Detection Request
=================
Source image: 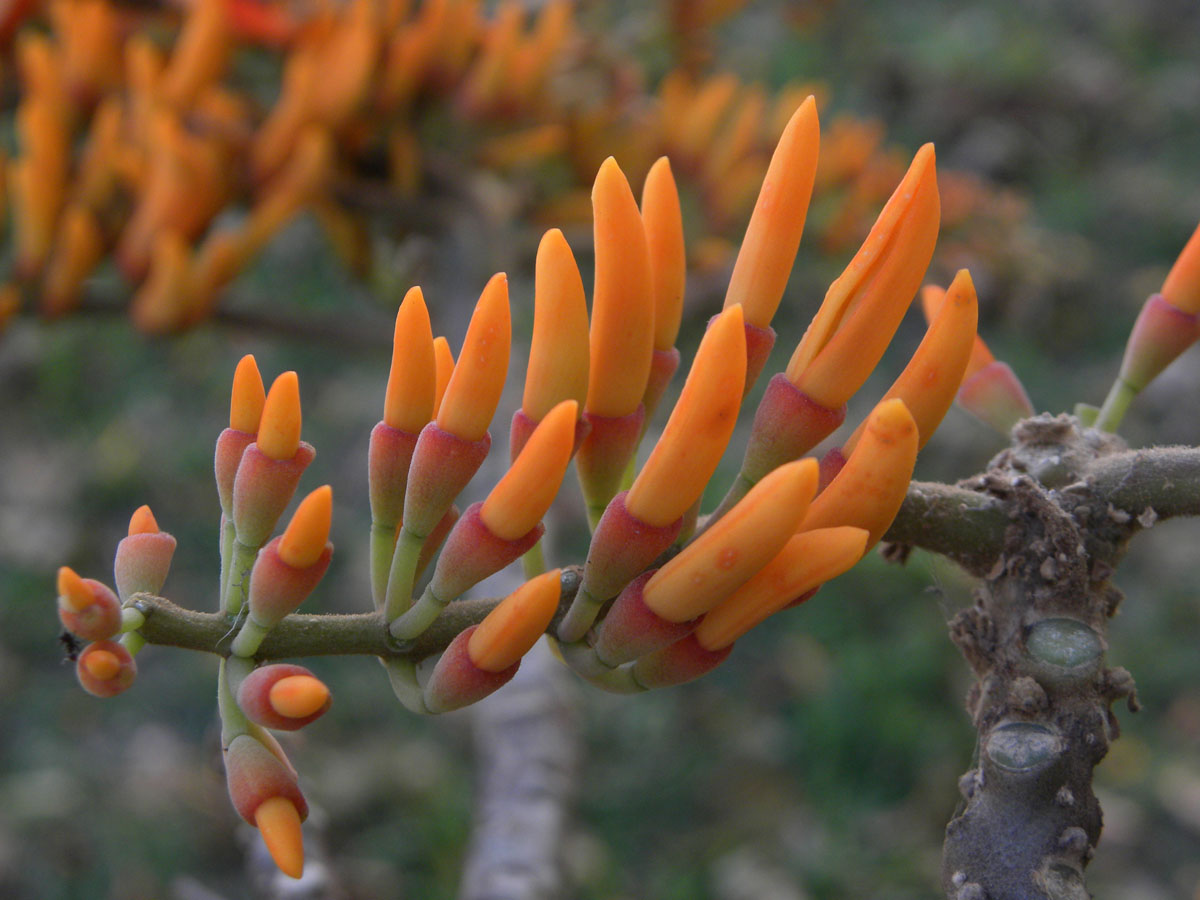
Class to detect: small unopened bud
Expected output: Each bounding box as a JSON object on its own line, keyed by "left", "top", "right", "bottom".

{"left": 76, "top": 640, "right": 137, "bottom": 696}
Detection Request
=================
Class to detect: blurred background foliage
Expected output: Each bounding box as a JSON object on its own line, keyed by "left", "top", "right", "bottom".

{"left": 2, "top": 0, "right": 1200, "bottom": 897}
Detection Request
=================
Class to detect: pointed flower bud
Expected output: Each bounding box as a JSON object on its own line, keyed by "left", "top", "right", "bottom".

{"left": 422, "top": 626, "right": 519, "bottom": 714}
{"left": 787, "top": 143, "right": 940, "bottom": 409}
{"left": 643, "top": 458, "right": 819, "bottom": 624}
{"left": 58, "top": 566, "right": 122, "bottom": 641}
{"left": 384, "top": 286, "right": 437, "bottom": 433}
{"left": 642, "top": 158, "right": 687, "bottom": 353}
{"left": 585, "top": 157, "right": 654, "bottom": 419}
{"left": 224, "top": 734, "right": 307, "bottom": 874}
{"left": 76, "top": 639, "right": 137, "bottom": 696}
{"left": 1161, "top": 218, "right": 1200, "bottom": 315}
{"left": 436, "top": 273, "right": 511, "bottom": 442}
{"left": 693, "top": 525, "right": 869, "bottom": 651}
{"left": 799, "top": 399, "right": 918, "bottom": 546}
{"left": 432, "top": 336, "right": 455, "bottom": 415}
{"left": 278, "top": 486, "right": 333, "bottom": 568}
{"left": 114, "top": 505, "right": 177, "bottom": 602}
{"left": 843, "top": 269, "right": 979, "bottom": 454}
{"left": 723, "top": 96, "right": 820, "bottom": 332}
{"left": 258, "top": 372, "right": 302, "bottom": 462}
{"left": 468, "top": 569, "right": 562, "bottom": 672}
{"left": 626, "top": 305, "right": 747, "bottom": 528}
{"left": 521, "top": 229, "right": 589, "bottom": 426}
{"left": 482, "top": 400, "right": 577, "bottom": 541}
{"left": 237, "top": 663, "right": 331, "bottom": 731}
{"left": 255, "top": 796, "right": 305, "bottom": 880}
{"left": 216, "top": 355, "right": 266, "bottom": 516}
{"left": 919, "top": 283, "right": 1033, "bottom": 433}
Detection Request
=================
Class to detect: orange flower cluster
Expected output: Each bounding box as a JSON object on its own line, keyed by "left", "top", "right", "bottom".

{"left": 0, "top": 0, "right": 1027, "bottom": 338}
{"left": 56, "top": 88, "right": 1003, "bottom": 878}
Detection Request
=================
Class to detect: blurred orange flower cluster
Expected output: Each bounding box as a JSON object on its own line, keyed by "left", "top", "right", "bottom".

{"left": 0, "top": 0, "right": 1026, "bottom": 335}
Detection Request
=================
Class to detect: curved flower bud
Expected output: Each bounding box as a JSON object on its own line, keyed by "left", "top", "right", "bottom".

{"left": 114, "top": 504, "right": 177, "bottom": 602}
{"left": 643, "top": 458, "right": 819, "bottom": 623}
{"left": 484, "top": 400, "right": 578, "bottom": 541}
{"left": 642, "top": 157, "right": 686, "bottom": 354}
{"left": 432, "top": 336, "right": 455, "bottom": 416}
{"left": 1161, "top": 218, "right": 1200, "bottom": 315}
{"left": 520, "top": 229, "right": 589, "bottom": 430}
{"left": 585, "top": 157, "right": 654, "bottom": 419}
{"left": 236, "top": 663, "right": 331, "bottom": 731}
{"left": 436, "top": 272, "right": 511, "bottom": 443}
{"left": 422, "top": 626, "right": 518, "bottom": 714}
{"left": 843, "top": 269, "right": 979, "bottom": 455}
{"left": 468, "top": 569, "right": 562, "bottom": 672}
{"left": 694, "top": 525, "right": 869, "bottom": 651}
{"left": 58, "top": 566, "right": 121, "bottom": 642}
{"left": 626, "top": 305, "right": 746, "bottom": 528}
{"left": 722, "top": 95, "right": 820, "bottom": 387}
{"left": 920, "top": 283, "right": 1033, "bottom": 433}
{"left": 799, "top": 399, "right": 918, "bottom": 546}
{"left": 76, "top": 639, "right": 137, "bottom": 697}
{"left": 787, "top": 143, "right": 940, "bottom": 409}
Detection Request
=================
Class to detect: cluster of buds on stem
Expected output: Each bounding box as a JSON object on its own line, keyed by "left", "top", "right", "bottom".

{"left": 59, "top": 95, "right": 1009, "bottom": 878}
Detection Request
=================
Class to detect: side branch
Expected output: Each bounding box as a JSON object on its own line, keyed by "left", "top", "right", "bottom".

{"left": 131, "top": 568, "right": 582, "bottom": 661}
{"left": 884, "top": 480, "right": 1008, "bottom": 574}
{"left": 1088, "top": 445, "right": 1200, "bottom": 521}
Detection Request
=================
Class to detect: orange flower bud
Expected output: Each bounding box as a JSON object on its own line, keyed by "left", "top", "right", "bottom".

{"left": 255, "top": 796, "right": 305, "bottom": 879}
{"left": 269, "top": 675, "right": 330, "bottom": 720}
{"left": 799, "top": 398, "right": 918, "bottom": 546}
{"left": 843, "top": 269, "right": 978, "bottom": 454}
{"left": 230, "top": 354, "right": 266, "bottom": 434}
{"left": 642, "top": 458, "right": 819, "bottom": 623}
{"left": 128, "top": 505, "right": 159, "bottom": 536}
{"left": 787, "top": 144, "right": 940, "bottom": 408}
{"left": 587, "top": 157, "right": 654, "bottom": 418}
{"left": 920, "top": 283, "right": 994, "bottom": 380}
{"left": 436, "top": 273, "right": 511, "bottom": 442}
{"left": 76, "top": 639, "right": 137, "bottom": 696}
{"left": 1161, "top": 219, "right": 1200, "bottom": 315}
{"left": 626, "top": 305, "right": 747, "bottom": 527}
{"left": 694, "top": 525, "right": 868, "bottom": 650}
{"left": 278, "top": 486, "right": 332, "bottom": 569}
{"left": 384, "top": 286, "right": 437, "bottom": 433}
{"left": 523, "top": 229, "right": 589, "bottom": 422}
{"left": 432, "top": 336, "right": 455, "bottom": 416}
{"left": 642, "top": 157, "right": 686, "bottom": 352}
{"left": 467, "top": 569, "right": 562, "bottom": 672}
{"left": 481, "top": 399, "right": 577, "bottom": 540}
{"left": 258, "top": 372, "right": 302, "bottom": 461}
{"left": 722, "top": 95, "right": 820, "bottom": 330}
